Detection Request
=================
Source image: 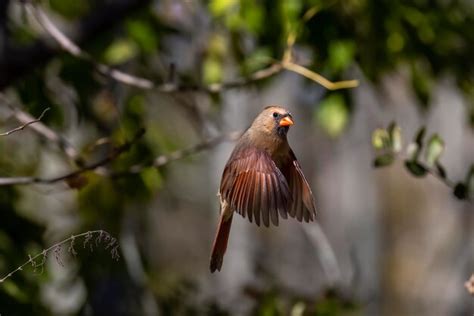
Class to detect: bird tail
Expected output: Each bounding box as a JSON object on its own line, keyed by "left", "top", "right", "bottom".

{"left": 210, "top": 213, "right": 233, "bottom": 273}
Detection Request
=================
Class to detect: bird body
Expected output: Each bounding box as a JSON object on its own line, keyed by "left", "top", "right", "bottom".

{"left": 210, "top": 106, "right": 316, "bottom": 272}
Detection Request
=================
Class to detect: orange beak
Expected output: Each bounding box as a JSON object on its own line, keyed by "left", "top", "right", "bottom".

{"left": 279, "top": 116, "right": 294, "bottom": 127}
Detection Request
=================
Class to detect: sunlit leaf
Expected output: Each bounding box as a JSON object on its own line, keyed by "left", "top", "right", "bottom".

{"left": 141, "top": 168, "right": 163, "bottom": 192}
{"left": 290, "top": 302, "right": 306, "bottom": 316}
{"left": 104, "top": 39, "right": 138, "bottom": 65}
{"left": 407, "top": 143, "right": 420, "bottom": 160}
{"left": 405, "top": 160, "right": 427, "bottom": 177}
{"left": 407, "top": 126, "right": 426, "bottom": 160}
{"left": 241, "top": 0, "right": 264, "bottom": 34}
{"left": 388, "top": 122, "right": 403, "bottom": 152}
{"left": 315, "top": 94, "right": 348, "bottom": 137}
{"left": 328, "top": 40, "right": 356, "bottom": 72}
{"left": 209, "top": 0, "right": 238, "bottom": 16}
{"left": 372, "top": 128, "right": 390, "bottom": 150}
{"left": 203, "top": 57, "right": 222, "bottom": 84}
{"left": 425, "top": 134, "right": 444, "bottom": 166}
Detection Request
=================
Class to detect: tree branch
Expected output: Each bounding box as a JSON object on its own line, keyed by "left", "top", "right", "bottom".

{"left": 23, "top": 1, "right": 284, "bottom": 94}
{"left": 9, "top": 0, "right": 358, "bottom": 94}
{"left": 24, "top": 1, "right": 154, "bottom": 89}
{"left": 0, "top": 94, "right": 84, "bottom": 165}
{"left": 113, "top": 131, "right": 242, "bottom": 177}
{"left": 0, "top": 107, "right": 49, "bottom": 136}
{"left": 0, "top": 128, "right": 145, "bottom": 186}
{"left": 0, "top": 0, "right": 151, "bottom": 89}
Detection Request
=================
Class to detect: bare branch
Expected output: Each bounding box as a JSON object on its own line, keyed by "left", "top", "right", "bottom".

{"left": 0, "top": 230, "right": 119, "bottom": 283}
{"left": 20, "top": 0, "right": 359, "bottom": 95}
{"left": 114, "top": 131, "right": 242, "bottom": 176}
{"left": 0, "top": 94, "right": 84, "bottom": 165}
{"left": 25, "top": 1, "right": 154, "bottom": 89}
{"left": 1, "top": 0, "right": 152, "bottom": 89}
{"left": 282, "top": 61, "right": 359, "bottom": 90}
{"left": 23, "top": 1, "right": 286, "bottom": 93}
{"left": 0, "top": 128, "right": 145, "bottom": 186}
{"left": 0, "top": 107, "right": 49, "bottom": 136}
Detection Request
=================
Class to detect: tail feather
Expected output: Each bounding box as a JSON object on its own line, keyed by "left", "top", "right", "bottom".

{"left": 210, "top": 213, "right": 233, "bottom": 273}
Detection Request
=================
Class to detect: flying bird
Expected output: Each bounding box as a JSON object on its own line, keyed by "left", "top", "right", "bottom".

{"left": 210, "top": 105, "right": 316, "bottom": 272}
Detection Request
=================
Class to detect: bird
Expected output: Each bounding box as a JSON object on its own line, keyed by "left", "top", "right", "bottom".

{"left": 210, "top": 105, "right": 316, "bottom": 273}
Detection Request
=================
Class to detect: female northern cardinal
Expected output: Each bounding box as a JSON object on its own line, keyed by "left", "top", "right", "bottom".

{"left": 210, "top": 106, "right": 316, "bottom": 272}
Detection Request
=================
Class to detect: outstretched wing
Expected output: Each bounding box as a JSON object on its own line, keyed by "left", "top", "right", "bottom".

{"left": 220, "top": 147, "right": 292, "bottom": 227}
{"left": 282, "top": 150, "right": 317, "bottom": 222}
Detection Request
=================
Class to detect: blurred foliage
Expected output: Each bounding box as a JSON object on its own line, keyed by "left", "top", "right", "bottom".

{"left": 314, "top": 93, "right": 348, "bottom": 137}
{"left": 1, "top": 0, "right": 473, "bottom": 314}
{"left": 372, "top": 123, "right": 473, "bottom": 201}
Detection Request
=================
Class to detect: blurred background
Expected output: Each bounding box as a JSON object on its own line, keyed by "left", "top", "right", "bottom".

{"left": 0, "top": 0, "right": 473, "bottom": 315}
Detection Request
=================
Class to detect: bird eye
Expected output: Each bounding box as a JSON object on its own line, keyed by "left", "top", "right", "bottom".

{"left": 272, "top": 112, "right": 279, "bottom": 118}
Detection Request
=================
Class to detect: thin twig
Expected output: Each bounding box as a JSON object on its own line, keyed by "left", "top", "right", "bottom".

{"left": 0, "top": 230, "right": 119, "bottom": 283}
{"left": 114, "top": 131, "right": 242, "bottom": 176}
{"left": 26, "top": 0, "right": 284, "bottom": 93}
{"left": 0, "top": 94, "right": 84, "bottom": 166}
{"left": 0, "top": 128, "right": 145, "bottom": 186}
{"left": 0, "top": 107, "right": 49, "bottom": 136}
{"left": 24, "top": 0, "right": 357, "bottom": 94}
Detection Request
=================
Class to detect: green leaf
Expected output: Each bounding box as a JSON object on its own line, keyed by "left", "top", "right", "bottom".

{"left": 373, "top": 153, "right": 395, "bottom": 167}
{"left": 407, "top": 126, "right": 426, "bottom": 161}
{"left": 141, "top": 168, "right": 163, "bottom": 192}
{"left": 388, "top": 122, "right": 402, "bottom": 152}
{"left": 104, "top": 39, "right": 138, "bottom": 65}
{"left": 209, "top": 0, "right": 239, "bottom": 16}
{"left": 49, "top": 0, "right": 89, "bottom": 19}
{"left": 328, "top": 40, "right": 356, "bottom": 72}
{"left": 2, "top": 280, "right": 28, "bottom": 302}
{"left": 406, "top": 142, "right": 419, "bottom": 161}
{"left": 372, "top": 128, "right": 390, "bottom": 150}
{"left": 202, "top": 56, "right": 222, "bottom": 84}
{"left": 126, "top": 20, "right": 158, "bottom": 54}
{"left": 425, "top": 134, "right": 444, "bottom": 166}
{"left": 315, "top": 94, "right": 349, "bottom": 137}
{"left": 453, "top": 182, "right": 468, "bottom": 200}
{"left": 404, "top": 160, "right": 427, "bottom": 177}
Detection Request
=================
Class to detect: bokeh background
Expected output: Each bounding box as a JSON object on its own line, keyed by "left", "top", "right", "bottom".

{"left": 0, "top": 0, "right": 473, "bottom": 315}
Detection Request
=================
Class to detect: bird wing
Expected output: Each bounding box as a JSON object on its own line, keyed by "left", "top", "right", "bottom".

{"left": 282, "top": 150, "right": 317, "bottom": 222}
{"left": 220, "top": 148, "right": 292, "bottom": 227}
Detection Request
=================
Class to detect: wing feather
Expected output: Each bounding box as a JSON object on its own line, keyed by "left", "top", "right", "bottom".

{"left": 282, "top": 150, "right": 316, "bottom": 222}
{"left": 219, "top": 147, "right": 291, "bottom": 227}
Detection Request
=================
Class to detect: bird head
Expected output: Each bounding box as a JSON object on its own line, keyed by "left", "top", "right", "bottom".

{"left": 251, "top": 105, "right": 294, "bottom": 138}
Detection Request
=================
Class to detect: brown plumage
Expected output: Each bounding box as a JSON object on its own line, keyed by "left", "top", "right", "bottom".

{"left": 210, "top": 106, "right": 316, "bottom": 272}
